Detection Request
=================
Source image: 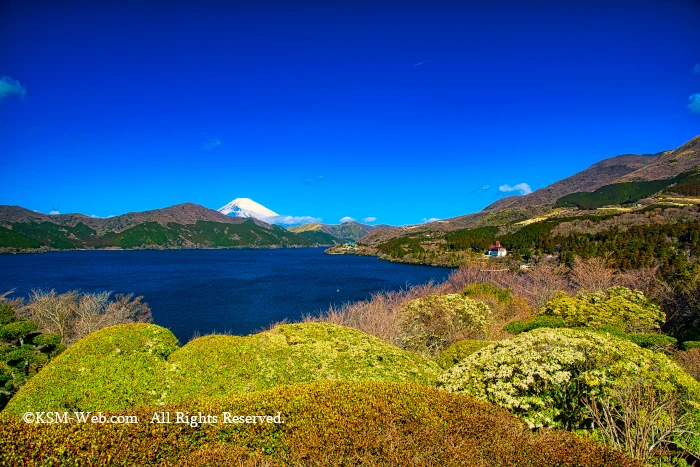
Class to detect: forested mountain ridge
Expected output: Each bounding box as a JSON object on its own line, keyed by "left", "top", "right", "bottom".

{"left": 0, "top": 204, "right": 343, "bottom": 252}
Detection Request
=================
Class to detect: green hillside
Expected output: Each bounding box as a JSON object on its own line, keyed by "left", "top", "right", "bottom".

{"left": 295, "top": 230, "right": 341, "bottom": 244}
{"left": 290, "top": 221, "right": 375, "bottom": 242}
{"left": 555, "top": 169, "right": 700, "bottom": 210}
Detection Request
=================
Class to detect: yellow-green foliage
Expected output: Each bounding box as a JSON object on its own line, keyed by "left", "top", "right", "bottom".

{"left": 3, "top": 322, "right": 439, "bottom": 415}
{"left": 3, "top": 323, "right": 179, "bottom": 415}
{"left": 435, "top": 339, "right": 495, "bottom": 370}
{"left": 438, "top": 328, "right": 700, "bottom": 431}
{"left": 399, "top": 293, "right": 490, "bottom": 356}
{"left": 169, "top": 322, "right": 438, "bottom": 398}
{"left": 0, "top": 381, "right": 640, "bottom": 467}
{"left": 539, "top": 286, "right": 664, "bottom": 333}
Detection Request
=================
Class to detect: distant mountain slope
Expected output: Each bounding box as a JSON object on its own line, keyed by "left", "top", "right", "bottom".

{"left": 0, "top": 203, "right": 268, "bottom": 236}
{"left": 0, "top": 204, "right": 334, "bottom": 252}
{"left": 485, "top": 153, "right": 660, "bottom": 211}
{"left": 288, "top": 221, "right": 376, "bottom": 242}
{"left": 619, "top": 135, "right": 700, "bottom": 182}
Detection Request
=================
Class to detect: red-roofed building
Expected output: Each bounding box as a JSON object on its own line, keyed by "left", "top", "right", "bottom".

{"left": 487, "top": 241, "right": 507, "bottom": 257}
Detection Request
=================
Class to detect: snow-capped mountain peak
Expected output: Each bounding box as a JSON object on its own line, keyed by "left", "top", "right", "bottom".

{"left": 218, "top": 198, "right": 279, "bottom": 220}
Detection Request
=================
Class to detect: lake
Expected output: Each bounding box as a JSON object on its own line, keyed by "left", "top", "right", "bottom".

{"left": 0, "top": 248, "right": 452, "bottom": 342}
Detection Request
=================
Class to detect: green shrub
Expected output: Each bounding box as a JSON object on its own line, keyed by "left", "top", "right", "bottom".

{"left": 0, "top": 313, "right": 65, "bottom": 410}
{"left": 626, "top": 333, "right": 677, "bottom": 350}
{"left": 588, "top": 325, "right": 677, "bottom": 351}
{"left": 0, "top": 320, "right": 38, "bottom": 343}
{"left": 504, "top": 315, "right": 566, "bottom": 334}
{"left": 435, "top": 339, "right": 495, "bottom": 369}
{"left": 399, "top": 293, "right": 490, "bottom": 356}
{"left": 30, "top": 333, "right": 62, "bottom": 346}
{"left": 539, "top": 286, "right": 664, "bottom": 333}
{"left": 437, "top": 328, "right": 700, "bottom": 431}
{"left": 683, "top": 341, "right": 700, "bottom": 351}
{"left": 0, "top": 381, "right": 640, "bottom": 467}
{"left": 0, "top": 303, "right": 14, "bottom": 326}
{"left": 3, "top": 322, "right": 439, "bottom": 415}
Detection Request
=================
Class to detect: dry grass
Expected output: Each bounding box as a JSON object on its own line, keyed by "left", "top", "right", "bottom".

{"left": 676, "top": 349, "right": 700, "bottom": 381}
{"left": 307, "top": 283, "right": 439, "bottom": 346}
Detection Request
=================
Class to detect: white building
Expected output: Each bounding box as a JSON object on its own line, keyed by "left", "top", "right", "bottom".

{"left": 487, "top": 241, "right": 507, "bottom": 257}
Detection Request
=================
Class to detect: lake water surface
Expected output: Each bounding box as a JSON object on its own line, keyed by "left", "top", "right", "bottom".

{"left": 0, "top": 248, "right": 452, "bottom": 342}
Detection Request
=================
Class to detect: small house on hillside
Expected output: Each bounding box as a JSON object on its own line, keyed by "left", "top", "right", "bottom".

{"left": 487, "top": 241, "right": 507, "bottom": 257}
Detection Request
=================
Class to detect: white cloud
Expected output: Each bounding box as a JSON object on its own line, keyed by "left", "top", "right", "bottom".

{"left": 0, "top": 76, "right": 26, "bottom": 102}
{"left": 362, "top": 217, "right": 377, "bottom": 223}
{"left": 688, "top": 94, "right": 700, "bottom": 114}
{"left": 203, "top": 138, "right": 222, "bottom": 150}
{"left": 48, "top": 210, "right": 60, "bottom": 215}
{"left": 499, "top": 183, "right": 532, "bottom": 195}
{"left": 263, "top": 215, "right": 322, "bottom": 225}
{"left": 421, "top": 217, "right": 440, "bottom": 224}
{"left": 339, "top": 216, "right": 355, "bottom": 223}
{"left": 694, "top": 64, "right": 700, "bottom": 74}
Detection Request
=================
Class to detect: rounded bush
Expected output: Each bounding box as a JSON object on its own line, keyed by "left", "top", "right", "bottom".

{"left": 438, "top": 328, "right": 700, "bottom": 430}
{"left": 683, "top": 341, "right": 700, "bottom": 351}
{"left": 399, "top": 293, "right": 490, "bottom": 355}
{"left": 30, "top": 333, "right": 61, "bottom": 347}
{"left": 3, "top": 323, "right": 180, "bottom": 415}
{"left": 539, "top": 286, "right": 664, "bottom": 333}
{"left": 0, "top": 320, "right": 38, "bottom": 341}
{"left": 504, "top": 315, "right": 566, "bottom": 334}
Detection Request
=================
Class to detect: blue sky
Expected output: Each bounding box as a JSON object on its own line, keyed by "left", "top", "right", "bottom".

{"left": 1, "top": 0, "right": 699, "bottom": 226}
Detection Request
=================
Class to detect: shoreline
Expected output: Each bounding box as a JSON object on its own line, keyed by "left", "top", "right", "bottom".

{"left": 0, "top": 244, "right": 337, "bottom": 255}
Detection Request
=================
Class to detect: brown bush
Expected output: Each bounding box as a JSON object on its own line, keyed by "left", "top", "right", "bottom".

{"left": 0, "top": 381, "right": 640, "bottom": 467}
{"left": 461, "top": 283, "right": 534, "bottom": 339}
{"left": 615, "top": 266, "right": 662, "bottom": 297}
{"left": 570, "top": 257, "right": 616, "bottom": 292}
{"left": 18, "top": 289, "right": 152, "bottom": 344}
{"left": 677, "top": 349, "right": 700, "bottom": 380}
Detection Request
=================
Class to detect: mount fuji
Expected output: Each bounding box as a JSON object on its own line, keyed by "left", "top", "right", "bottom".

{"left": 218, "top": 198, "right": 279, "bottom": 220}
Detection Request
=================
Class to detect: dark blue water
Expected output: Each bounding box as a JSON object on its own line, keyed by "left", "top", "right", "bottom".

{"left": 0, "top": 248, "right": 451, "bottom": 342}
